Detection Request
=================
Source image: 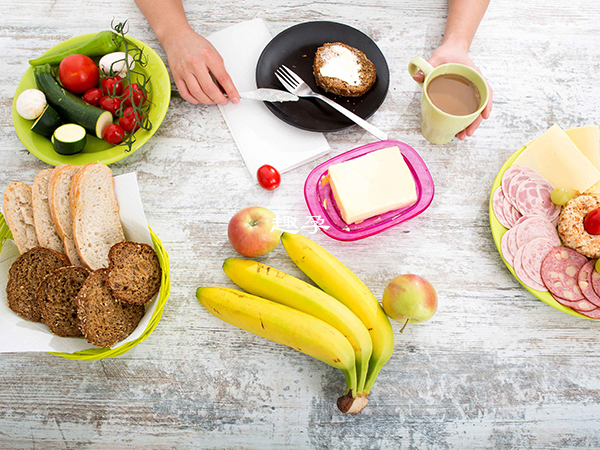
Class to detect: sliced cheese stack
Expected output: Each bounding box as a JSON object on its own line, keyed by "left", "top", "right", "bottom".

{"left": 328, "top": 146, "right": 417, "bottom": 225}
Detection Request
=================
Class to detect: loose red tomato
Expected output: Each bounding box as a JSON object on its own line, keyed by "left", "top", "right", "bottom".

{"left": 585, "top": 209, "right": 600, "bottom": 235}
{"left": 118, "top": 106, "right": 143, "bottom": 133}
{"left": 102, "top": 124, "right": 125, "bottom": 145}
{"left": 82, "top": 88, "right": 103, "bottom": 106}
{"left": 58, "top": 54, "right": 99, "bottom": 94}
{"left": 99, "top": 96, "right": 122, "bottom": 116}
{"left": 257, "top": 165, "right": 281, "bottom": 190}
{"left": 122, "top": 83, "right": 147, "bottom": 107}
{"left": 101, "top": 76, "right": 124, "bottom": 97}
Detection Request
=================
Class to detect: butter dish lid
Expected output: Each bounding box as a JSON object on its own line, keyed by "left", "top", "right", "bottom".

{"left": 303, "top": 140, "right": 435, "bottom": 241}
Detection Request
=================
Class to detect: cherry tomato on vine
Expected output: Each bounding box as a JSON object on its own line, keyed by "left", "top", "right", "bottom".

{"left": 82, "top": 88, "right": 103, "bottom": 106}
{"left": 101, "top": 76, "right": 124, "bottom": 97}
{"left": 102, "top": 124, "right": 125, "bottom": 145}
{"left": 99, "top": 96, "right": 122, "bottom": 116}
{"left": 257, "top": 165, "right": 281, "bottom": 190}
{"left": 119, "top": 106, "right": 143, "bottom": 133}
{"left": 58, "top": 54, "right": 99, "bottom": 94}
{"left": 122, "top": 83, "right": 147, "bottom": 107}
{"left": 585, "top": 209, "right": 600, "bottom": 235}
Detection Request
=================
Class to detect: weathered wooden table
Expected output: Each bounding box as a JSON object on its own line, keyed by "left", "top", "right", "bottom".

{"left": 2, "top": 0, "right": 600, "bottom": 448}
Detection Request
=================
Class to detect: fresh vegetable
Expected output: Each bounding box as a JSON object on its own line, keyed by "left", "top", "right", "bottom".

{"left": 34, "top": 64, "right": 113, "bottom": 139}
{"left": 29, "top": 30, "right": 123, "bottom": 66}
{"left": 31, "top": 104, "right": 62, "bottom": 137}
{"left": 16, "top": 89, "right": 47, "bottom": 120}
{"left": 51, "top": 123, "right": 87, "bottom": 155}
{"left": 58, "top": 54, "right": 99, "bottom": 94}
{"left": 122, "top": 83, "right": 146, "bottom": 107}
{"left": 257, "top": 165, "right": 281, "bottom": 190}
{"left": 102, "top": 123, "right": 125, "bottom": 144}
{"left": 101, "top": 76, "right": 124, "bottom": 97}
{"left": 551, "top": 187, "right": 576, "bottom": 206}
{"left": 82, "top": 88, "right": 103, "bottom": 106}
{"left": 119, "top": 106, "right": 143, "bottom": 132}
{"left": 584, "top": 209, "right": 600, "bottom": 235}
{"left": 99, "top": 52, "right": 135, "bottom": 78}
{"left": 99, "top": 96, "right": 122, "bottom": 116}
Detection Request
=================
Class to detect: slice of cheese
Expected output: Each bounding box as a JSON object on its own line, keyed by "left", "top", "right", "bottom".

{"left": 328, "top": 146, "right": 417, "bottom": 224}
{"left": 513, "top": 124, "right": 600, "bottom": 193}
{"left": 565, "top": 125, "right": 600, "bottom": 171}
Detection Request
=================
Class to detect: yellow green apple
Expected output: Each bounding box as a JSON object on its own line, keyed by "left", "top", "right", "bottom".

{"left": 382, "top": 274, "right": 437, "bottom": 331}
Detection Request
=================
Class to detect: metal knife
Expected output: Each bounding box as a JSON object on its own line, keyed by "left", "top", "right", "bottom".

{"left": 171, "top": 88, "right": 298, "bottom": 102}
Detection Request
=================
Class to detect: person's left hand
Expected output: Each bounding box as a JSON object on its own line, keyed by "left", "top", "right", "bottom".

{"left": 412, "top": 43, "right": 493, "bottom": 140}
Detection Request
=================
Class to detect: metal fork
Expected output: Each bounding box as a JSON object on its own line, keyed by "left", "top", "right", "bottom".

{"left": 275, "top": 65, "right": 388, "bottom": 141}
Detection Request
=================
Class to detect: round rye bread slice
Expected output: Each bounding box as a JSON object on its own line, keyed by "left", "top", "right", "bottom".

{"left": 105, "top": 242, "right": 162, "bottom": 305}
{"left": 6, "top": 247, "right": 70, "bottom": 322}
{"left": 77, "top": 269, "right": 145, "bottom": 348}
{"left": 37, "top": 266, "right": 90, "bottom": 337}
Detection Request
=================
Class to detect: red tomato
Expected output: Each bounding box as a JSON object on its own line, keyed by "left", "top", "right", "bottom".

{"left": 102, "top": 124, "right": 125, "bottom": 145}
{"left": 101, "top": 76, "right": 124, "bottom": 97}
{"left": 257, "top": 165, "right": 281, "bottom": 190}
{"left": 122, "top": 83, "right": 147, "bottom": 107}
{"left": 585, "top": 209, "right": 600, "bottom": 235}
{"left": 82, "top": 88, "right": 103, "bottom": 106}
{"left": 99, "top": 96, "right": 122, "bottom": 116}
{"left": 58, "top": 54, "right": 99, "bottom": 94}
{"left": 118, "top": 107, "right": 143, "bottom": 133}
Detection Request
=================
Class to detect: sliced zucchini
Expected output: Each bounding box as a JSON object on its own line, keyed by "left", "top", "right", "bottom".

{"left": 31, "top": 104, "right": 62, "bottom": 137}
{"left": 52, "top": 124, "right": 87, "bottom": 155}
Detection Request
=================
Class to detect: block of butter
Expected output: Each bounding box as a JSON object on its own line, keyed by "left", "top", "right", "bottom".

{"left": 328, "top": 146, "right": 418, "bottom": 224}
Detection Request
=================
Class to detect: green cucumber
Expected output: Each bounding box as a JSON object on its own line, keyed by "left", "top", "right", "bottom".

{"left": 33, "top": 64, "right": 113, "bottom": 139}
{"left": 31, "top": 104, "right": 62, "bottom": 137}
{"left": 52, "top": 124, "right": 87, "bottom": 155}
{"left": 29, "top": 30, "right": 123, "bottom": 66}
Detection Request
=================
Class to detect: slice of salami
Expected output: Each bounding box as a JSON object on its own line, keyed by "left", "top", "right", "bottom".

{"left": 541, "top": 247, "right": 588, "bottom": 301}
{"left": 513, "top": 246, "right": 548, "bottom": 291}
{"left": 551, "top": 294, "right": 598, "bottom": 312}
{"left": 507, "top": 224, "right": 519, "bottom": 256}
{"left": 514, "top": 214, "right": 540, "bottom": 227}
{"left": 520, "top": 238, "right": 556, "bottom": 285}
{"left": 501, "top": 229, "right": 515, "bottom": 267}
{"left": 492, "top": 186, "right": 511, "bottom": 229}
{"left": 502, "top": 166, "right": 539, "bottom": 208}
{"left": 577, "top": 307, "right": 600, "bottom": 319}
{"left": 515, "top": 216, "right": 561, "bottom": 249}
{"left": 514, "top": 178, "right": 561, "bottom": 221}
{"left": 506, "top": 171, "right": 546, "bottom": 209}
{"left": 577, "top": 260, "right": 600, "bottom": 308}
{"left": 502, "top": 195, "right": 522, "bottom": 228}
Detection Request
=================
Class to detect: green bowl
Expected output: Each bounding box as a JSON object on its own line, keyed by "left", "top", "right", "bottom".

{"left": 489, "top": 146, "right": 593, "bottom": 320}
{"left": 12, "top": 33, "right": 171, "bottom": 166}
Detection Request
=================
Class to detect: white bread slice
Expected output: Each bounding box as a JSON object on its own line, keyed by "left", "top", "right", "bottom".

{"left": 3, "top": 182, "right": 39, "bottom": 254}
{"left": 32, "top": 168, "right": 64, "bottom": 253}
{"left": 48, "top": 164, "right": 84, "bottom": 267}
{"left": 71, "top": 163, "right": 125, "bottom": 270}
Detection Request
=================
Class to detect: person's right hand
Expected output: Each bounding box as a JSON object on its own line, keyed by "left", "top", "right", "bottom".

{"left": 162, "top": 28, "right": 239, "bottom": 105}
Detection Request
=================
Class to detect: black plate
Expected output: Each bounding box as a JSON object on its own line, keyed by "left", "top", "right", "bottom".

{"left": 256, "top": 21, "right": 390, "bottom": 132}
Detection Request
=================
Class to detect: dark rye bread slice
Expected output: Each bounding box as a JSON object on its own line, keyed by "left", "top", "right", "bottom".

{"left": 37, "top": 266, "right": 90, "bottom": 337}
{"left": 77, "top": 269, "right": 145, "bottom": 348}
{"left": 6, "top": 247, "right": 70, "bottom": 322}
{"left": 105, "top": 241, "right": 162, "bottom": 305}
{"left": 313, "top": 42, "right": 376, "bottom": 97}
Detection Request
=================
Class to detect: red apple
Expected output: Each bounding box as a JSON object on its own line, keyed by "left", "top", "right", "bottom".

{"left": 227, "top": 206, "right": 281, "bottom": 257}
{"left": 382, "top": 274, "right": 437, "bottom": 331}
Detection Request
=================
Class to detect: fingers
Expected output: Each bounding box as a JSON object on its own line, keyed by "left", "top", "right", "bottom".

{"left": 211, "top": 65, "right": 240, "bottom": 104}
{"left": 482, "top": 83, "right": 493, "bottom": 119}
{"left": 412, "top": 70, "right": 425, "bottom": 83}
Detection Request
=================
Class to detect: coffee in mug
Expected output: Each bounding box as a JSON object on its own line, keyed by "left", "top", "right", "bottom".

{"left": 426, "top": 74, "right": 481, "bottom": 116}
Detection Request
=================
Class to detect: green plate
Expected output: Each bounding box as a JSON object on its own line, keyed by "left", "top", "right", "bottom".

{"left": 489, "top": 146, "right": 593, "bottom": 320}
{"left": 12, "top": 33, "right": 171, "bottom": 166}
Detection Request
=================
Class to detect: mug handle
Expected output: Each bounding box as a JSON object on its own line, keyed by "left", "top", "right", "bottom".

{"left": 408, "top": 57, "right": 435, "bottom": 87}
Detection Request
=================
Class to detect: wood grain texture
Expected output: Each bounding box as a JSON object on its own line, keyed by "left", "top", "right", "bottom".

{"left": 2, "top": 0, "right": 600, "bottom": 448}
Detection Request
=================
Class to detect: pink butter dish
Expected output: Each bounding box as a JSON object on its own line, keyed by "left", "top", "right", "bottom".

{"left": 303, "top": 140, "right": 435, "bottom": 241}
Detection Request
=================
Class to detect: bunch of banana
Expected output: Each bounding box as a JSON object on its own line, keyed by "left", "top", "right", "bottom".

{"left": 196, "top": 232, "right": 395, "bottom": 415}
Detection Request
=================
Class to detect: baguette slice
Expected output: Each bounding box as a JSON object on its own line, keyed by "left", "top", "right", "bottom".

{"left": 3, "top": 182, "right": 39, "bottom": 254}
{"left": 71, "top": 163, "right": 125, "bottom": 270}
{"left": 48, "top": 164, "right": 84, "bottom": 267}
{"left": 32, "top": 169, "right": 64, "bottom": 253}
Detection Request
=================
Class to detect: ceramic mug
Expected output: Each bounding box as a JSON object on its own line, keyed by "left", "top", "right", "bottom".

{"left": 408, "top": 57, "right": 489, "bottom": 145}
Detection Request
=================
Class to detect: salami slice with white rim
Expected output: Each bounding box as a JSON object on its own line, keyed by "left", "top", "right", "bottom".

{"left": 577, "top": 307, "right": 600, "bottom": 319}
{"left": 506, "top": 171, "right": 546, "bottom": 208}
{"left": 501, "top": 229, "right": 515, "bottom": 267}
{"left": 577, "top": 260, "right": 600, "bottom": 308}
{"left": 515, "top": 216, "right": 561, "bottom": 249}
{"left": 591, "top": 264, "right": 600, "bottom": 298}
{"left": 551, "top": 294, "right": 598, "bottom": 312}
{"left": 502, "top": 165, "right": 538, "bottom": 207}
{"left": 541, "top": 247, "right": 588, "bottom": 301}
{"left": 514, "top": 246, "right": 547, "bottom": 291}
{"left": 492, "top": 186, "right": 511, "bottom": 229}
{"left": 502, "top": 195, "right": 522, "bottom": 228}
{"left": 514, "top": 178, "right": 561, "bottom": 221}
{"left": 507, "top": 225, "right": 519, "bottom": 257}
{"left": 520, "top": 238, "right": 556, "bottom": 285}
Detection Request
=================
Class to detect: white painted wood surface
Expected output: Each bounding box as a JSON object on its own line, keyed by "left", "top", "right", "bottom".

{"left": 2, "top": 0, "right": 600, "bottom": 448}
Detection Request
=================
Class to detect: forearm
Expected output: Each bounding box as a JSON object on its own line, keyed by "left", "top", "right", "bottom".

{"left": 442, "top": 0, "right": 490, "bottom": 52}
{"left": 134, "top": 0, "right": 194, "bottom": 49}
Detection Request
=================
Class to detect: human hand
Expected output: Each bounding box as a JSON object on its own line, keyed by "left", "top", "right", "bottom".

{"left": 162, "top": 28, "right": 239, "bottom": 105}
{"left": 412, "top": 43, "right": 493, "bottom": 140}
